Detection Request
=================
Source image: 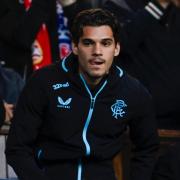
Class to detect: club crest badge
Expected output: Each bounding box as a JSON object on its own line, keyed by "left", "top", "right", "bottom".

{"left": 111, "top": 100, "right": 127, "bottom": 119}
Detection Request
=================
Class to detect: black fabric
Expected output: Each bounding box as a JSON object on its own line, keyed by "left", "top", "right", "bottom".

{"left": 0, "top": 0, "right": 58, "bottom": 77}
{"left": 103, "top": 0, "right": 180, "bottom": 129}
{"left": 6, "top": 53, "right": 159, "bottom": 180}
{"left": 153, "top": 143, "right": 180, "bottom": 180}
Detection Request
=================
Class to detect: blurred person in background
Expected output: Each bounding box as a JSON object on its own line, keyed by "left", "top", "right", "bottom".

{"left": 0, "top": 0, "right": 91, "bottom": 79}
{"left": 103, "top": 0, "right": 180, "bottom": 129}
{"left": 0, "top": 59, "right": 24, "bottom": 126}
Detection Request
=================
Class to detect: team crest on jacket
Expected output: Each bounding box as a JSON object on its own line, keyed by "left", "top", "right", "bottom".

{"left": 57, "top": 96, "right": 72, "bottom": 109}
{"left": 111, "top": 100, "right": 127, "bottom": 119}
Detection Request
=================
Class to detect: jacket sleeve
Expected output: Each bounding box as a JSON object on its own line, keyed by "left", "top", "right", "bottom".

{"left": 128, "top": 82, "right": 159, "bottom": 180}
{"left": 5, "top": 71, "right": 49, "bottom": 180}
{"left": 0, "top": 0, "right": 55, "bottom": 49}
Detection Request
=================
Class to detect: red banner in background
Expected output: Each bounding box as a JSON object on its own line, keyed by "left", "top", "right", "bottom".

{"left": 24, "top": 0, "right": 52, "bottom": 70}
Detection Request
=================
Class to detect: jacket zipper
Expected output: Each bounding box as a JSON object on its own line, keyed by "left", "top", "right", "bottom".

{"left": 78, "top": 74, "right": 107, "bottom": 180}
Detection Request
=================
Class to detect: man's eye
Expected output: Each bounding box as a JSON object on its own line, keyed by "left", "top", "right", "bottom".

{"left": 103, "top": 41, "right": 113, "bottom": 47}
{"left": 82, "top": 40, "right": 93, "bottom": 46}
{"left": 83, "top": 42, "right": 91, "bottom": 46}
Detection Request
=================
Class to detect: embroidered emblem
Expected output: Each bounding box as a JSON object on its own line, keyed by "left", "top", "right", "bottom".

{"left": 53, "top": 82, "right": 69, "bottom": 90}
{"left": 57, "top": 96, "right": 72, "bottom": 109}
{"left": 111, "top": 100, "right": 127, "bottom": 119}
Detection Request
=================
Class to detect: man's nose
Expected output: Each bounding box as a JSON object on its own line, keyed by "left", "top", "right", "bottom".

{"left": 93, "top": 43, "right": 102, "bottom": 56}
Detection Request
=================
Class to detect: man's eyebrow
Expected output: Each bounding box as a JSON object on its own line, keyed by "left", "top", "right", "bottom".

{"left": 81, "top": 38, "right": 114, "bottom": 42}
{"left": 81, "top": 39, "right": 95, "bottom": 44}
{"left": 81, "top": 38, "right": 94, "bottom": 42}
{"left": 101, "top": 38, "right": 114, "bottom": 42}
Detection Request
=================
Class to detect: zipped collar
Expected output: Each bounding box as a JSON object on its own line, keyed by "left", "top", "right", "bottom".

{"left": 60, "top": 53, "right": 124, "bottom": 94}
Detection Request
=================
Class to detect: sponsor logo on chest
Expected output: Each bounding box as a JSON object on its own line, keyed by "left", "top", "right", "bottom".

{"left": 57, "top": 96, "right": 72, "bottom": 109}
{"left": 52, "top": 82, "right": 69, "bottom": 90}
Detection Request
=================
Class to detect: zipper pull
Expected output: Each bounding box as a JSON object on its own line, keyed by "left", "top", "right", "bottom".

{"left": 91, "top": 98, "right": 95, "bottom": 109}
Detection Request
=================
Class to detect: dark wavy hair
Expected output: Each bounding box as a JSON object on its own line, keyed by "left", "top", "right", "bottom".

{"left": 71, "top": 8, "right": 120, "bottom": 45}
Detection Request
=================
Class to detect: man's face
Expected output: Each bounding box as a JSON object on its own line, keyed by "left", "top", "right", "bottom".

{"left": 72, "top": 25, "right": 120, "bottom": 85}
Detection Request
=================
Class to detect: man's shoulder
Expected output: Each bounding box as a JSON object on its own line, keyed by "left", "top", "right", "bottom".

{"left": 26, "top": 61, "right": 64, "bottom": 84}
{"left": 121, "top": 70, "right": 151, "bottom": 98}
{"left": 32, "top": 61, "right": 62, "bottom": 76}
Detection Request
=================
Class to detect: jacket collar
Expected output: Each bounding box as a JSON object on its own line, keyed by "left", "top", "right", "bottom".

{"left": 60, "top": 53, "right": 124, "bottom": 94}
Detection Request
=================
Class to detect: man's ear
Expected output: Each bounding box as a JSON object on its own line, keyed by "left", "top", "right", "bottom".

{"left": 72, "top": 42, "right": 78, "bottom": 55}
{"left": 114, "top": 43, "right": 120, "bottom": 57}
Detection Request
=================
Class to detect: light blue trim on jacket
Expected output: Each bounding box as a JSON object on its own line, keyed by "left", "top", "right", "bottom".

{"left": 116, "top": 66, "right": 123, "bottom": 77}
{"left": 77, "top": 160, "right": 82, "bottom": 180}
{"left": 80, "top": 74, "right": 107, "bottom": 156}
{"left": 37, "top": 149, "right": 42, "bottom": 159}
{"left": 62, "top": 57, "right": 68, "bottom": 72}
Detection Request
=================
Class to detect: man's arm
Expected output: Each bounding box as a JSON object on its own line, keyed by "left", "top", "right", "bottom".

{"left": 128, "top": 82, "right": 159, "bottom": 180}
{"left": 5, "top": 71, "right": 49, "bottom": 180}
{"left": 3, "top": 102, "right": 14, "bottom": 124}
{"left": 0, "top": 98, "right": 14, "bottom": 127}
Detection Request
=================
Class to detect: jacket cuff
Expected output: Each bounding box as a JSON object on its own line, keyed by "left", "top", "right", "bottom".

{"left": 145, "top": 0, "right": 167, "bottom": 20}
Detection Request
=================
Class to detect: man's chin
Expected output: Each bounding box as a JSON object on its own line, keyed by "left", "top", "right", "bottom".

{"left": 88, "top": 73, "right": 106, "bottom": 80}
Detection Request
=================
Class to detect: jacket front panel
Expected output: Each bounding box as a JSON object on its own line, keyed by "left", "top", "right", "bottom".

{"left": 37, "top": 57, "right": 135, "bottom": 161}
{"left": 6, "top": 54, "right": 158, "bottom": 180}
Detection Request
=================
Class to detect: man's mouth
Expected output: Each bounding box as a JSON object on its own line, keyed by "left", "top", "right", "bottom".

{"left": 89, "top": 59, "right": 105, "bottom": 66}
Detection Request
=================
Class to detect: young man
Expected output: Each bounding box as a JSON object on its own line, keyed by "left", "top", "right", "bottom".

{"left": 6, "top": 9, "right": 159, "bottom": 180}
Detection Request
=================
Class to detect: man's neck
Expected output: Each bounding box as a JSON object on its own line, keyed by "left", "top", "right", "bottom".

{"left": 87, "top": 79, "right": 101, "bottom": 90}
{"left": 79, "top": 72, "right": 104, "bottom": 89}
{"left": 84, "top": 76, "right": 103, "bottom": 90}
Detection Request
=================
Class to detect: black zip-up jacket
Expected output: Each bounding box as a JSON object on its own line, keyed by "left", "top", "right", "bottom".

{"left": 6, "top": 53, "right": 159, "bottom": 180}
{"left": 103, "top": 0, "right": 180, "bottom": 129}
